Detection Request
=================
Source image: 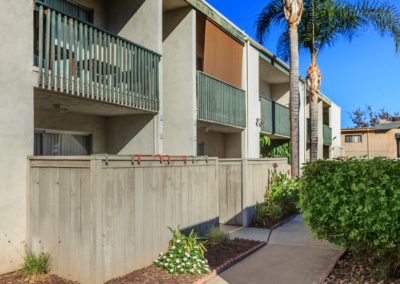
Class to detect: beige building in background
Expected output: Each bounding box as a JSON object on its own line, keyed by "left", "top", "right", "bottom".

{"left": 341, "top": 119, "right": 400, "bottom": 158}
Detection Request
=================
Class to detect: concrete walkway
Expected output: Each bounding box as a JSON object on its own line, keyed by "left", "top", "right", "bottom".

{"left": 208, "top": 215, "right": 343, "bottom": 284}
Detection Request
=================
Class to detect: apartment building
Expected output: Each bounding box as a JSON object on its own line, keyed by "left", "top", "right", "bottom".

{"left": 0, "top": 0, "right": 341, "bottom": 274}
{"left": 342, "top": 119, "right": 400, "bottom": 158}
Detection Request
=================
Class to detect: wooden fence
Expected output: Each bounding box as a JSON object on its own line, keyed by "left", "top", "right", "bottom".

{"left": 27, "top": 156, "right": 218, "bottom": 284}
{"left": 218, "top": 158, "right": 290, "bottom": 226}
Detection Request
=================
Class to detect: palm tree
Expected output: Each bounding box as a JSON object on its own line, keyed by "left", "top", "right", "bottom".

{"left": 258, "top": 0, "right": 304, "bottom": 178}
{"left": 256, "top": 0, "right": 400, "bottom": 162}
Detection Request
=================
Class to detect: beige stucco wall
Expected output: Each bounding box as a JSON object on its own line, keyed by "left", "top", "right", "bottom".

{"left": 162, "top": 8, "right": 197, "bottom": 155}
{"left": 225, "top": 133, "right": 242, "bottom": 158}
{"left": 106, "top": 114, "right": 155, "bottom": 154}
{"left": 342, "top": 129, "right": 400, "bottom": 158}
{"left": 0, "top": 0, "right": 34, "bottom": 274}
{"left": 271, "top": 84, "right": 290, "bottom": 107}
{"left": 197, "top": 129, "right": 225, "bottom": 157}
{"left": 35, "top": 110, "right": 107, "bottom": 153}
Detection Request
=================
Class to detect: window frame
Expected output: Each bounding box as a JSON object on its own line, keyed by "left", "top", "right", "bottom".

{"left": 345, "top": 134, "right": 363, "bottom": 143}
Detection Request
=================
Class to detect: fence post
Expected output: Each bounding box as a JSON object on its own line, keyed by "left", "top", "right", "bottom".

{"left": 241, "top": 159, "right": 251, "bottom": 227}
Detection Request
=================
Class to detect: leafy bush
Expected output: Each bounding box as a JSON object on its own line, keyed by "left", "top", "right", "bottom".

{"left": 260, "top": 136, "right": 291, "bottom": 164}
{"left": 299, "top": 158, "right": 400, "bottom": 277}
{"left": 253, "top": 170, "right": 299, "bottom": 227}
{"left": 206, "top": 227, "right": 229, "bottom": 247}
{"left": 20, "top": 249, "right": 51, "bottom": 276}
{"left": 154, "top": 227, "right": 209, "bottom": 275}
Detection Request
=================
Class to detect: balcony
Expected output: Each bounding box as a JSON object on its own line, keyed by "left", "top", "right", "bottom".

{"left": 197, "top": 71, "right": 246, "bottom": 128}
{"left": 323, "top": 125, "right": 332, "bottom": 145}
{"left": 306, "top": 119, "right": 332, "bottom": 146}
{"left": 260, "top": 96, "right": 290, "bottom": 138}
{"left": 35, "top": 1, "right": 161, "bottom": 112}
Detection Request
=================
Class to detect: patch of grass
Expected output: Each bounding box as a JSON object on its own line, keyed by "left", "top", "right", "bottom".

{"left": 206, "top": 227, "right": 229, "bottom": 247}
{"left": 20, "top": 249, "right": 51, "bottom": 276}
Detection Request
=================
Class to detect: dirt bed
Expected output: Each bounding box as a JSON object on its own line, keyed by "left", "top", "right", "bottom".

{"left": 106, "top": 238, "right": 264, "bottom": 284}
{"left": 0, "top": 273, "right": 78, "bottom": 284}
{"left": 324, "top": 252, "right": 400, "bottom": 284}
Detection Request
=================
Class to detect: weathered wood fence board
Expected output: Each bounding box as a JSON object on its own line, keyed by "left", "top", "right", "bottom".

{"left": 27, "top": 156, "right": 218, "bottom": 284}
{"left": 218, "top": 158, "right": 290, "bottom": 226}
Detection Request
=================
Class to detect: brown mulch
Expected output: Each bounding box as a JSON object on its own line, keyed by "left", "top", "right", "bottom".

{"left": 252, "top": 213, "right": 298, "bottom": 229}
{"left": 324, "top": 252, "right": 400, "bottom": 284}
{"left": 106, "top": 238, "right": 263, "bottom": 284}
{"left": 0, "top": 272, "right": 78, "bottom": 284}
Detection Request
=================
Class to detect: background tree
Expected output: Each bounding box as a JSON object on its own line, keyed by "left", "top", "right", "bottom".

{"left": 257, "top": 0, "right": 303, "bottom": 177}
{"left": 256, "top": 0, "right": 400, "bottom": 162}
{"left": 349, "top": 105, "right": 400, "bottom": 128}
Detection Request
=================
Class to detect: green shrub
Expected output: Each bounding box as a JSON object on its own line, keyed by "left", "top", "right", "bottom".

{"left": 253, "top": 170, "right": 299, "bottom": 227}
{"left": 206, "top": 227, "right": 229, "bottom": 247}
{"left": 154, "top": 227, "right": 209, "bottom": 275}
{"left": 299, "top": 158, "right": 400, "bottom": 277}
{"left": 20, "top": 249, "right": 51, "bottom": 276}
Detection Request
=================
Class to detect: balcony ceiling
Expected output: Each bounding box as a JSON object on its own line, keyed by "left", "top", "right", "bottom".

{"left": 34, "top": 89, "right": 149, "bottom": 117}
{"left": 259, "top": 59, "right": 289, "bottom": 84}
{"left": 163, "top": 0, "right": 189, "bottom": 12}
{"left": 197, "top": 120, "right": 244, "bottom": 133}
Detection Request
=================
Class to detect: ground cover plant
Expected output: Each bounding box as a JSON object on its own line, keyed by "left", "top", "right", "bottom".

{"left": 154, "top": 227, "right": 209, "bottom": 275}
{"left": 206, "top": 227, "right": 230, "bottom": 247}
{"left": 253, "top": 169, "right": 300, "bottom": 228}
{"left": 21, "top": 249, "right": 51, "bottom": 277}
{"left": 300, "top": 158, "right": 400, "bottom": 279}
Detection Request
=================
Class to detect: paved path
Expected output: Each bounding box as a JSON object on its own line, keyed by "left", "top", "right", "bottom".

{"left": 208, "top": 215, "right": 343, "bottom": 284}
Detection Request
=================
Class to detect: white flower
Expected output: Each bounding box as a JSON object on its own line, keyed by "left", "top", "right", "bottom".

{"left": 190, "top": 269, "right": 194, "bottom": 273}
{"left": 176, "top": 259, "right": 181, "bottom": 263}
{"left": 185, "top": 252, "right": 190, "bottom": 257}
{"left": 197, "top": 269, "right": 201, "bottom": 274}
{"left": 170, "top": 269, "right": 174, "bottom": 273}
{"left": 183, "top": 257, "right": 187, "bottom": 261}
{"left": 171, "top": 246, "right": 176, "bottom": 250}
{"left": 193, "top": 264, "right": 197, "bottom": 268}
{"left": 176, "top": 239, "right": 181, "bottom": 243}
{"left": 159, "top": 252, "right": 163, "bottom": 256}
{"left": 162, "top": 256, "right": 166, "bottom": 259}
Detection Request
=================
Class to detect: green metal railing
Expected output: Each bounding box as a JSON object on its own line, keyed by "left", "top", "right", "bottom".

{"left": 35, "top": 2, "right": 161, "bottom": 112}
{"left": 260, "top": 96, "right": 290, "bottom": 137}
{"left": 306, "top": 119, "right": 332, "bottom": 145}
{"left": 197, "top": 71, "right": 246, "bottom": 128}
{"left": 260, "top": 97, "right": 273, "bottom": 133}
{"left": 323, "top": 125, "right": 332, "bottom": 145}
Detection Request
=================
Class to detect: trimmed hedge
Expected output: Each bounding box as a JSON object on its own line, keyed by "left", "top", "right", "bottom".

{"left": 299, "top": 158, "right": 400, "bottom": 275}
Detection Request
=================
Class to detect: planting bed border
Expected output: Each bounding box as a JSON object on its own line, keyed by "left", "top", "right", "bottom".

{"left": 194, "top": 239, "right": 266, "bottom": 284}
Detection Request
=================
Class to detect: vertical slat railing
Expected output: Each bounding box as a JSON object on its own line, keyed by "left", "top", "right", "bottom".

{"left": 35, "top": 3, "right": 160, "bottom": 112}
{"left": 260, "top": 96, "right": 273, "bottom": 133}
{"left": 197, "top": 71, "right": 246, "bottom": 128}
{"left": 323, "top": 125, "right": 332, "bottom": 145}
{"left": 274, "top": 103, "right": 290, "bottom": 137}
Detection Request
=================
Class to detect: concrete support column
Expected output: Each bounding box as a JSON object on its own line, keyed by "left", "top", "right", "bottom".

{"left": 0, "top": 0, "right": 34, "bottom": 274}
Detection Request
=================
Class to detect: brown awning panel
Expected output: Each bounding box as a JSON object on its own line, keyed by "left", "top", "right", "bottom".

{"left": 203, "top": 19, "right": 243, "bottom": 89}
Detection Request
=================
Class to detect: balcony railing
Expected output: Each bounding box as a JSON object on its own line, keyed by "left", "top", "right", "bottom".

{"left": 260, "top": 96, "right": 290, "bottom": 138}
{"left": 35, "top": 2, "right": 161, "bottom": 112}
{"left": 306, "top": 119, "right": 332, "bottom": 145}
{"left": 323, "top": 125, "right": 332, "bottom": 145}
{"left": 197, "top": 71, "right": 246, "bottom": 128}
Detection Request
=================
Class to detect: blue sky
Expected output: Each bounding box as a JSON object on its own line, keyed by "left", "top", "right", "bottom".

{"left": 206, "top": 0, "right": 400, "bottom": 127}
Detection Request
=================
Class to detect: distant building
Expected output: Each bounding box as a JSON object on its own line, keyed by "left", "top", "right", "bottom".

{"left": 341, "top": 118, "right": 400, "bottom": 159}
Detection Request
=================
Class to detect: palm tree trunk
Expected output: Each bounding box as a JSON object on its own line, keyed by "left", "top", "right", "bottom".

{"left": 307, "top": 53, "right": 322, "bottom": 162}
{"left": 289, "top": 24, "right": 300, "bottom": 178}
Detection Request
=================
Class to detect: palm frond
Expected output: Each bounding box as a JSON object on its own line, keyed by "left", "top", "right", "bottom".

{"left": 255, "top": 0, "right": 286, "bottom": 44}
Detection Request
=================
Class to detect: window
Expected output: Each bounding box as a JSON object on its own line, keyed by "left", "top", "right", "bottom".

{"left": 345, "top": 135, "right": 362, "bottom": 143}
{"left": 34, "top": 130, "right": 92, "bottom": 156}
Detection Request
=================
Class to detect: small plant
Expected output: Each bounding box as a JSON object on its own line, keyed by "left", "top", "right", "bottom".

{"left": 20, "top": 249, "right": 51, "bottom": 276}
{"left": 154, "top": 227, "right": 209, "bottom": 275}
{"left": 253, "top": 170, "right": 299, "bottom": 227}
{"left": 206, "top": 227, "right": 229, "bottom": 247}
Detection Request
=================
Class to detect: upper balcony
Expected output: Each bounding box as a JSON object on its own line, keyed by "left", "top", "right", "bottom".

{"left": 197, "top": 71, "right": 246, "bottom": 128}
{"left": 260, "top": 96, "right": 290, "bottom": 138}
{"left": 34, "top": 1, "right": 161, "bottom": 113}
